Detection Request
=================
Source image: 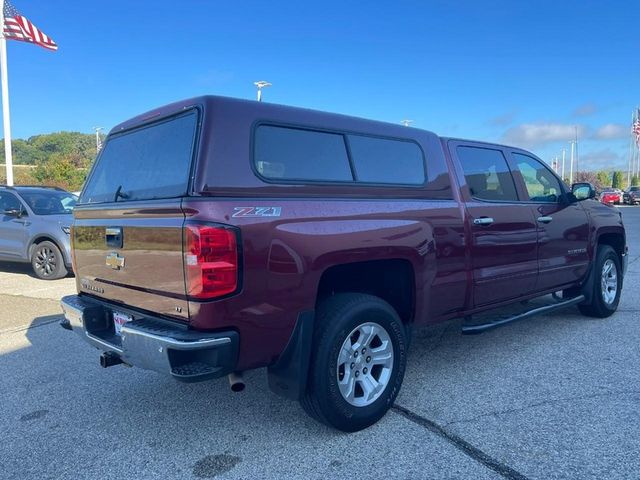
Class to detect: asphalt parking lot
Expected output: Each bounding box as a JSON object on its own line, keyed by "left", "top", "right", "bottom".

{"left": 1, "top": 207, "right": 638, "bottom": 480}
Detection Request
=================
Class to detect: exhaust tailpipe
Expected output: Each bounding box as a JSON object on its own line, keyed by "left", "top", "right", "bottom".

{"left": 228, "top": 372, "right": 245, "bottom": 392}
{"left": 100, "top": 351, "right": 123, "bottom": 368}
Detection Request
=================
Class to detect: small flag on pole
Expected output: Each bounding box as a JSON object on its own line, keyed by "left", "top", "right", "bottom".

{"left": 3, "top": 0, "right": 57, "bottom": 51}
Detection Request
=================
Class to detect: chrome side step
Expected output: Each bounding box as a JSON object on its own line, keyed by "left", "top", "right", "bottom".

{"left": 461, "top": 295, "right": 585, "bottom": 335}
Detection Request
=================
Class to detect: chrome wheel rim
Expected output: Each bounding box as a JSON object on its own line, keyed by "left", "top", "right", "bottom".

{"left": 600, "top": 259, "right": 618, "bottom": 305}
{"left": 336, "top": 322, "right": 394, "bottom": 407}
{"left": 34, "top": 246, "right": 57, "bottom": 277}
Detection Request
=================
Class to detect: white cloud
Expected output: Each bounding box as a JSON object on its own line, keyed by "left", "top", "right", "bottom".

{"left": 572, "top": 103, "right": 598, "bottom": 117}
{"left": 501, "top": 123, "right": 587, "bottom": 148}
{"left": 592, "top": 123, "right": 628, "bottom": 140}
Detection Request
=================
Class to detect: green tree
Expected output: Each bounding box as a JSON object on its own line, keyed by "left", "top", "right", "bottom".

{"left": 1, "top": 131, "right": 96, "bottom": 167}
{"left": 32, "top": 153, "right": 88, "bottom": 191}
{"left": 595, "top": 170, "right": 611, "bottom": 190}
{"left": 632, "top": 175, "right": 640, "bottom": 187}
{"left": 612, "top": 171, "right": 624, "bottom": 189}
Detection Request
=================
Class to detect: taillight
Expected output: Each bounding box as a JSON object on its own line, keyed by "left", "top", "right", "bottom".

{"left": 184, "top": 225, "right": 239, "bottom": 299}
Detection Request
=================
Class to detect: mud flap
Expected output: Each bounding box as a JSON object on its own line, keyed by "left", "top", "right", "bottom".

{"left": 267, "top": 311, "right": 314, "bottom": 401}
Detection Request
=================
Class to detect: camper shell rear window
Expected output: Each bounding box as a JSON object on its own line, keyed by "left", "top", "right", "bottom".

{"left": 80, "top": 110, "right": 199, "bottom": 204}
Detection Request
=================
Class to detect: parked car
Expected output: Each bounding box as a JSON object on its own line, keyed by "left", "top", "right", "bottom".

{"left": 60, "top": 96, "right": 627, "bottom": 432}
{"left": 0, "top": 186, "right": 76, "bottom": 279}
{"left": 623, "top": 186, "right": 640, "bottom": 205}
{"left": 600, "top": 188, "right": 622, "bottom": 205}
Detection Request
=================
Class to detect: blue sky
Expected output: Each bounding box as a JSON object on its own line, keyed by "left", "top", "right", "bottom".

{"left": 4, "top": 0, "right": 639, "bottom": 171}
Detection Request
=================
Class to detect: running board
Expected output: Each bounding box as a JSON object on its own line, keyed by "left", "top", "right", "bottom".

{"left": 461, "top": 295, "right": 585, "bottom": 335}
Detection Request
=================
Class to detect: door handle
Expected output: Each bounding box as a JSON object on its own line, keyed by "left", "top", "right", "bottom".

{"left": 473, "top": 217, "right": 494, "bottom": 226}
{"left": 105, "top": 227, "right": 123, "bottom": 249}
{"left": 537, "top": 216, "right": 553, "bottom": 224}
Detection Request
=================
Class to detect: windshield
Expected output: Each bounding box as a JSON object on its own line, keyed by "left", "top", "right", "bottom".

{"left": 20, "top": 191, "right": 77, "bottom": 215}
{"left": 80, "top": 110, "right": 198, "bottom": 204}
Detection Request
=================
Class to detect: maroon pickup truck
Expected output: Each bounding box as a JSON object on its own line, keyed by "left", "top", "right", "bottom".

{"left": 61, "top": 96, "right": 627, "bottom": 431}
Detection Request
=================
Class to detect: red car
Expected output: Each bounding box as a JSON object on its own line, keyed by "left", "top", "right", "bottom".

{"left": 601, "top": 188, "right": 622, "bottom": 205}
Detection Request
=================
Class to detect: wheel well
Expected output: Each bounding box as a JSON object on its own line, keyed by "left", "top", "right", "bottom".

{"left": 29, "top": 236, "right": 66, "bottom": 262}
{"left": 316, "top": 259, "right": 415, "bottom": 324}
{"left": 598, "top": 233, "right": 625, "bottom": 264}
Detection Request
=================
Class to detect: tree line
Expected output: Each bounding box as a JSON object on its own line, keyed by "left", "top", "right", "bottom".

{"left": 582, "top": 170, "right": 639, "bottom": 191}
{"left": 0, "top": 131, "right": 98, "bottom": 190}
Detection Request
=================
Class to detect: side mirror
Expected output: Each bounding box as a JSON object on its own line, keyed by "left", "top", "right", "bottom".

{"left": 571, "top": 182, "right": 596, "bottom": 201}
{"left": 3, "top": 208, "right": 22, "bottom": 217}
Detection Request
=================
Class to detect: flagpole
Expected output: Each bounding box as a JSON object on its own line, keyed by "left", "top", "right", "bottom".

{"left": 0, "top": 0, "right": 13, "bottom": 186}
{"left": 627, "top": 110, "right": 635, "bottom": 188}
{"left": 636, "top": 107, "right": 640, "bottom": 179}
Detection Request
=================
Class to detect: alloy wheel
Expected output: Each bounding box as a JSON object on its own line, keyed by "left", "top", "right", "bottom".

{"left": 600, "top": 258, "right": 618, "bottom": 305}
{"left": 336, "top": 322, "right": 394, "bottom": 407}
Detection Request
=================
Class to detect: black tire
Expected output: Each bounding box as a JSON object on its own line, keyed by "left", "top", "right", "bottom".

{"left": 301, "top": 293, "right": 407, "bottom": 432}
{"left": 31, "top": 241, "right": 68, "bottom": 280}
{"left": 578, "top": 245, "right": 622, "bottom": 318}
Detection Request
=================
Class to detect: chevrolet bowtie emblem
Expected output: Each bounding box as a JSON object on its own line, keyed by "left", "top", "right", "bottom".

{"left": 106, "top": 252, "right": 125, "bottom": 270}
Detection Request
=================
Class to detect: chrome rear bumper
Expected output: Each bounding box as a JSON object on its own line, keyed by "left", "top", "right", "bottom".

{"left": 60, "top": 295, "right": 238, "bottom": 382}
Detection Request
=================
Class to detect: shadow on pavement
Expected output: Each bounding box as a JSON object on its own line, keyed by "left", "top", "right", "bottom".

{"left": 0, "top": 261, "right": 74, "bottom": 279}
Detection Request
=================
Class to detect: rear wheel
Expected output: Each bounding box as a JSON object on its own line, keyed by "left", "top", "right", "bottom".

{"left": 31, "top": 241, "right": 67, "bottom": 280}
{"left": 301, "top": 293, "right": 407, "bottom": 432}
{"left": 578, "top": 245, "right": 621, "bottom": 318}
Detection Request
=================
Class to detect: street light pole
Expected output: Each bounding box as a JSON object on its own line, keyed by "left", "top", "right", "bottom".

{"left": 574, "top": 125, "right": 579, "bottom": 177}
{"left": 253, "top": 81, "right": 272, "bottom": 102}
{"left": 93, "top": 127, "right": 103, "bottom": 153}
{"left": 569, "top": 141, "right": 575, "bottom": 184}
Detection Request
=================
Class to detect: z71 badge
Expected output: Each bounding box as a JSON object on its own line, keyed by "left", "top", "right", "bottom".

{"left": 232, "top": 207, "right": 282, "bottom": 218}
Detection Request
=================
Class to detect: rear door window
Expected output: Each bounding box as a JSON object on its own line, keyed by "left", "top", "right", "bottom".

{"left": 347, "top": 135, "right": 425, "bottom": 184}
{"left": 457, "top": 146, "right": 518, "bottom": 202}
{"left": 81, "top": 110, "right": 199, "bottom": 204}
{"left": 254, "top": 125, "right": 352, "bottom": 182}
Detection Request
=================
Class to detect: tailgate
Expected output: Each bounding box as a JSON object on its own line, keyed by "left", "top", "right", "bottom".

{"left": 72, "top": 107, "right": 200, "bottom": 321}
{"left": 73, "top": 200, "right": 188, "bottom": 321}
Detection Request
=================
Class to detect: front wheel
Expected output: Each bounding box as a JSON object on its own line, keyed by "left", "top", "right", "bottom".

{"left": 301, "top": 293, "right": 407, "bottom": 432}
{"left": 31, "top": 241, "right": 67, "bottom": 280}
{"left": 578, "top": 245, "right": 622, "bottom": 318}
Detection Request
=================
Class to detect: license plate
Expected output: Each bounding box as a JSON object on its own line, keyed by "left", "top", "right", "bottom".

{"left": 113, "top": 311, "right": 132, "bottom": 336}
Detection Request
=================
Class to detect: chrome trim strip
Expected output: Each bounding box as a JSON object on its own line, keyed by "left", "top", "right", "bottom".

{"left": 120, "top": 325, "right": 231, "bottom": 350}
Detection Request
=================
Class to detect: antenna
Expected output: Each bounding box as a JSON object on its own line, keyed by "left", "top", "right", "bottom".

{"left": 400, "top": 119, "right": 413, "bottom": 127}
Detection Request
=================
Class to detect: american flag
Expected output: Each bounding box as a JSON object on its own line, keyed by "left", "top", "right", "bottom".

{"left": 2, "top": 0, "right": 57, "bottom": 51}
{"left": 634, "top": 109, "right": 640, "bottom": 147}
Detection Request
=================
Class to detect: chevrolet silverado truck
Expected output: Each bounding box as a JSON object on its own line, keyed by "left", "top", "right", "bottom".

{"left": 60, "top": 96, "right": 627, "bottom": 432}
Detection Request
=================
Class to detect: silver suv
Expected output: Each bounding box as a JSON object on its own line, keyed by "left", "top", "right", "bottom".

{"left": 0, "top": 186, "right": 76, "bottom": 279}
